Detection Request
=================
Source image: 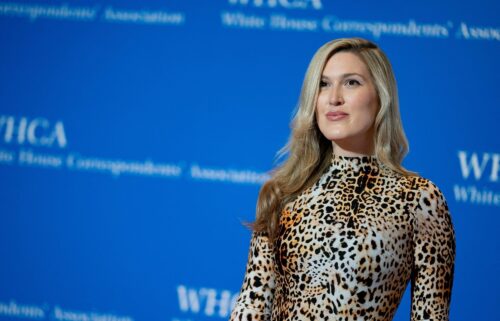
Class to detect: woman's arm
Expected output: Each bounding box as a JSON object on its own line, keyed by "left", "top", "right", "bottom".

{"left": 230, "top": 232, "right": 276, "bottom": 321}
{"left": 411, "top": 179, "right": 456, "bottom": 321}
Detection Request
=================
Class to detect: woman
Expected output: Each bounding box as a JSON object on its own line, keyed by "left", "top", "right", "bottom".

{"left": 230, "top": 38, "right": 456, "bottom": 321}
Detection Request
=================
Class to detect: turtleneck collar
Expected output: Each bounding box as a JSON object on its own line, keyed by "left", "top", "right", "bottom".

{"left": 330, "top": 153, "right": 380, "bottom": 173}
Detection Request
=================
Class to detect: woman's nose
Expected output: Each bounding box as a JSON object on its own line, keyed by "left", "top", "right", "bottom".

{"left": 328, "top": 86, "right": 344, "bottom": 106}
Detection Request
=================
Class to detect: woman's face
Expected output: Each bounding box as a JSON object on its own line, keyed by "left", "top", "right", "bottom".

{"left": 316, "top": 51, "right": 379, "bottom": 156}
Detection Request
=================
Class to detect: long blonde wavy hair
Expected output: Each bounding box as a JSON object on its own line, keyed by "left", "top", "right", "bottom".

{"left": 252, "top": 37, "right": 416, "bottom": 242}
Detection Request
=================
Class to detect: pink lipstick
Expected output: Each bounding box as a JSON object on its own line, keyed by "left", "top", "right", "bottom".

{"left": 326, "top": 111, "right": 348, "bottom": 121}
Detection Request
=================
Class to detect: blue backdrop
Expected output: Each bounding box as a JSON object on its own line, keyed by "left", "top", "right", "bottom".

{"left": 0, "top": 1, "right": 498, "bottom": 320}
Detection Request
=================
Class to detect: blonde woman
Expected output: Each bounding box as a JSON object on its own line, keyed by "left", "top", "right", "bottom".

{"left": 230, "top": 38, "right": 456, "bottom": 321}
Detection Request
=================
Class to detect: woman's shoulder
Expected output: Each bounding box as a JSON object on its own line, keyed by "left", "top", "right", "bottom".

{"left": 407, "top": 174, "right": 446, "bottom": 198}
{"left": 381, "top": 165, "right": 446, "bottom": 196}
{"left": 380, "top": 167, "right": 450, "bottom": 212}
{"left": 405, "top": 174, "right": 452, "bottom": 223}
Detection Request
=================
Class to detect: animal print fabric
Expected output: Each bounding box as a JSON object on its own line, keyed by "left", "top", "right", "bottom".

{"left": 230, "top": 154, "right": 456, "bottom": 321}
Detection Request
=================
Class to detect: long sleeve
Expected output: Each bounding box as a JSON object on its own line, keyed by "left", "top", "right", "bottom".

{"left": 411, "top": 180, "right": 456, "bottom": 321}
{"left": 230, "top": 232, "right": 276, "bottom": 321}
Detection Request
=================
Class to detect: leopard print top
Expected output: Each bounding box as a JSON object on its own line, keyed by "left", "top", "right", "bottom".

{"left": 230, "top": 154, "right": 456, "bottom": 321}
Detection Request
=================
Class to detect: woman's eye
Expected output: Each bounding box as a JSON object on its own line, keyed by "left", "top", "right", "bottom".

{"left": 320, "top": 80, "right": 329, "bottom": 88}
{"left": 345, "top": 79, "right": 361, "bottom": 87}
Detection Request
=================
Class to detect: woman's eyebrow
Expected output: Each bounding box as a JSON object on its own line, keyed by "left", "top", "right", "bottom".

{"left": 321, "top": 73, "right": 366, "bottom": 80}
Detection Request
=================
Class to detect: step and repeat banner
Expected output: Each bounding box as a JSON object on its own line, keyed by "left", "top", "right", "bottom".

{"left": 0, "top": 1, "right": 498, "bottom": 321}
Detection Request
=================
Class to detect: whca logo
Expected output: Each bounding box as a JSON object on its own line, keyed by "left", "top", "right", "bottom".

{"left": 0, "top": 115, "right": 67, "bottom": 149}
{"left": 457, "top": 151, "right": 498, "bottom": 182}
{"left": 176, "top": 285, "right": 239, "bottom": 318}
{"left": 454, "top": 150, "right": 499, "bottom": 206}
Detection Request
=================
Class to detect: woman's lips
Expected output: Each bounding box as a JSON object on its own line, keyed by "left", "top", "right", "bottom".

{"left": 326, "top": 111, "right": 348, "bottom": 121}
